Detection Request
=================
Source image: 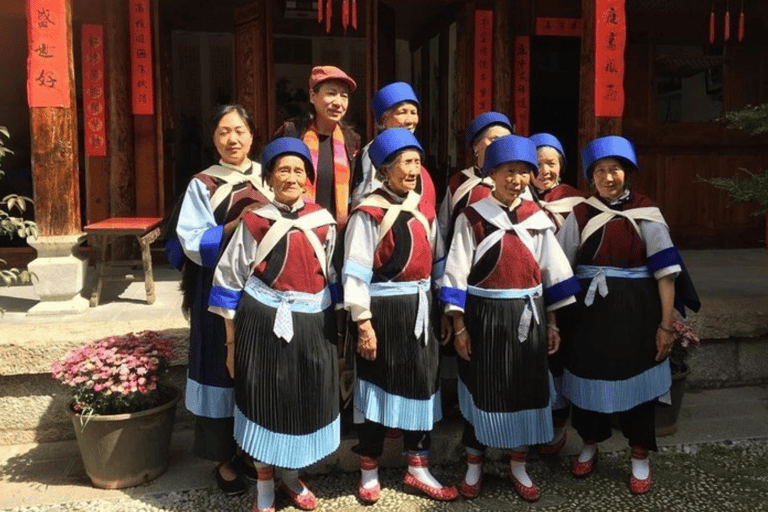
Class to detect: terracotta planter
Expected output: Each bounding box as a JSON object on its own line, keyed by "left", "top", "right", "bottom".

{"left": 655, "top": 368, "right": 689, "bottom": 437}
{"left": 67, "top": 387, "right": 180, "bottom": 489}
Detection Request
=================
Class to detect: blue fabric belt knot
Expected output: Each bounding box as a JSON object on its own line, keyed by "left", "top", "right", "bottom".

{"left": 575, "top": 265, "right": 651, "bottom": 306}
{"left": 369, "top": 279, "right": 430, "bottom": 344}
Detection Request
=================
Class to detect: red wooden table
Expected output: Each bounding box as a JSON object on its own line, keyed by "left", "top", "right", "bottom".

{"left": 83, "top": 217, "right": 163, "bottom": 307}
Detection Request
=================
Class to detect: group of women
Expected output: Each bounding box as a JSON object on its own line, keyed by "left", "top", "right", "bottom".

{"left": 171, "top": 64, "right": 695, "bottom": 512}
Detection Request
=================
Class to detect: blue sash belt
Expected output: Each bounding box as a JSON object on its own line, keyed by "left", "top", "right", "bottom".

{"left": 468, "top": 284, "right": 542, "bottom": 342}
{"left": 575, "top": 265, "right": 651, "bottom": 307}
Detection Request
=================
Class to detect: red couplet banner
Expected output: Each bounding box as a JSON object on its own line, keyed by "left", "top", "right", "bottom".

{"left": 129, "top": 0, "right": 154, "bottom": 115}
{"left": 594, "top": 0, "right": 625, "bottom": 117}
{"left": 27, "top": 0, "right": 71, "bottom": 107}
{"left": 473, "top": 9, "right": 494, "bottom": 117}
{"left": 513, "top": 36, "right": 530, "bottom": 137}
{"left": 535, "top": 17, "right": 582, "bottom": 37}
{"left": 81, "top": 24, "right": 106, "bottom": 157}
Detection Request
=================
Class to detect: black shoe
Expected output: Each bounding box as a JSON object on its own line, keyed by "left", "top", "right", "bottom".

{"left": 231, "top": 454, "right": 258, "bottom": 483}
{"left": 215, "top": 463, "right": 247, "bottom": 496}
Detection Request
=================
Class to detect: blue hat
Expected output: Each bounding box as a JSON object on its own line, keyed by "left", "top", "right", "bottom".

{"left": 466, "top": 112, "right": 512, "bottom": 150}
{"left": 581, "top": 135, "right": 638, "bottom": 181}
{"left": 481, "top": 134, "right": 538, "bottom": 176}
{"left": 530, "top": 132, "right": 567, "bottom": 169}
{"left": 368, "top": 128, "right": 424, "bottom": 169}
{"left": 371, "top": 82, "right": 420, "bottom": 123}
{"left": 260, "top": 137, "right": 314, "bottom": 179}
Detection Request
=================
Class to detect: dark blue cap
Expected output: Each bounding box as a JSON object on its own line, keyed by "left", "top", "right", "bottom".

{"left": 466, "top": 112, "right": 512, "bottom": 150}
{"left": 260, "top": 137, "right": 314, "bottom": 178}
{"left": 368, "top": 128, "right": 424, "bottom": 169}
{"left": 481, "top": 134, "right": 538, "bottom": 176}
{"left": 530, "top": 132, "right": 567, "bottom": 169}
{"left": 370, "top": 82, "right": 420, "bottom": 123}
{"left": 581, "top": 135, "right": 638, "bottom": 181}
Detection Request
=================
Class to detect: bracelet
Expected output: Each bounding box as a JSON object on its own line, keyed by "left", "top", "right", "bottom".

{"left": 658, "top": 324, "right": 674, "bottom": 334}
{"left": 547, "top": 324, "right": 560, "bottom": 332}
{"left": 454, "top": 326, "right": 467, "bottom": 336}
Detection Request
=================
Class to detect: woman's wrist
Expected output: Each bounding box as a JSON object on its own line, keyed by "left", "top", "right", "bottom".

{"left": 657, "top": 324, "right": 674, "bottom": 334}
{"left": 547, "top": 324, "right": 559, "bottom": 332}
{"left": 454, "top": 325, "right": 467, "bottom": 336}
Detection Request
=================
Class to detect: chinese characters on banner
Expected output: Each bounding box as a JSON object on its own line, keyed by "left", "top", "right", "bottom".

{"left": 473, "top": 9, "right": 493, "bottom": 117}
{"left": 535, "top": 17, "right": 582, "bottom": 37}
{"left": 514, "top": 36, "right": 530, "bottom": 137}
{"left": 81, "top": 25, "right": 106, "bottom": 157}
{"left": 129, "top": 0, "right": 154, "bottom": 115}
{"left": 27, "top": 0, "right": 70, "bottom": 107}
{"left": 595, "top": 0, "right": 625, "bottom": 117}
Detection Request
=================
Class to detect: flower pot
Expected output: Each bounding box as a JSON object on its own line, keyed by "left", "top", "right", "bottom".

{"left": 67, "top": 387, "right": 180, "bottom": 489}
{"left": 655, "top": 368, "right": 689, "bottom": 437}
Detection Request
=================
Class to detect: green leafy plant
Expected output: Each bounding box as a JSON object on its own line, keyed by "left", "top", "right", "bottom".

{"left": 0, "top": 127, "right": 39, "bottom": 308}
{"left": 698, "top": 104, "right": 768, "bottom": 216}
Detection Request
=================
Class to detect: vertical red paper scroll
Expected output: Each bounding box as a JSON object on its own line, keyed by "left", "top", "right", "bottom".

{"left": 129, "top": 0, "right": 153, "bottom": 115}
{"left": 595, "top": 0, "right": 625, "bottom": 117}
{"left": 514, "top": 36, "right": 530, "bottom": 137}
{"left": 473, "top": 9, "right": 494, "bottom": 117}
{"left": 81, "top": 24, "right": 106, "bottom": 157}
{"left": 27, "top": 0, "right": 71, "bottom": 108}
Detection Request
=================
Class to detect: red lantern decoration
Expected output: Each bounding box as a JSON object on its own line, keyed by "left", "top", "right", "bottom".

{"left": 724, "top": 2, "right": 731, "bottom": 42}
{"left": 738, "top": 1, "right": 745, "bottom": 42}
{"left": 317, "top": 0, "right": 323, "bottom": 24}
{"left": 352, "top": 0, "right": 357, "bottom": 30}
{"left": 342, "top": 0, "right": 349, "bottom": 31}
{"left": 709, "top": 3, "right": 716, "bottom": 44}
{"left": 326, "top": 0, "right": 332, "bottom": 33}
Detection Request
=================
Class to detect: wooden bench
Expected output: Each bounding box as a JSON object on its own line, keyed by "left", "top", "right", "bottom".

{"left": 83, "top": 217, "right": 163, "bottom": 307}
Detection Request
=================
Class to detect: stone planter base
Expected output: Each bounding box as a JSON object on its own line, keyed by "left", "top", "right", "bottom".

{"left": 655, "top": 369, "right": 689, "bottom": 437}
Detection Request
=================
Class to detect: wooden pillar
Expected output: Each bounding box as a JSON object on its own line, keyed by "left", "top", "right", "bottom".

{"left": 106, "top": 0, "right": 136, "bottom": 220}
{"left": 29, "top": 0, "right": 80, "bottom": 237}
{"left": 235, "top": 1, "right": 273, "bottom": 151}
{"left": 493, "top": 0, "right": 512, "bottom": 117}
{"left": 578, "top": 0, "right": 621, "bottom": 188}
{"left": 365, "top": 0, "right": 379, "bottom": 141}
{"left": 454, "top": 2, "right": 474, "bottom": 168}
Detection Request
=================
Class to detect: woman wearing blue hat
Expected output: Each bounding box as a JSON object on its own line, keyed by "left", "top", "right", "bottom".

{"left": 528, "top": 133, "right": 585, "bottom": 457}
{"left": 441, "top": 134, "right": 579, "bottom": 502}
{"left": 209, "top": 137, "right": 341, "bottom": 512}
{"left": 350, "top": 82, "right": 436, "bottom": 209}
{"left": 437, "top": 111, "right": 513, "bottom": 244}
{"left": 343, "top": 128, "right": 456, "bottom": 504}
{"left": 555, "top": 135, "right": 691, "bottom": 495}
{"left": 171, "top": 104, "right": 273, "bottom": 496}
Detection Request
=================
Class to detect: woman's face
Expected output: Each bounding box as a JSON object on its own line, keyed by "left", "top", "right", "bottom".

{"left": 592, "top": 157, "right": 626, "bottom": 202}
{"left": 532, "top": 146, "right": 562, "bottom": 192}
{"left": 213, "top": 111, "right": 253, "bottom": 167}
{"left": 385, "top": 149, "right": 422, "bottom": 196}
{"left": 490, "top": 162, "right": 532, "bottom": 206}
{"left": 473, "top": 125, "right": 512, "bottom": 169}
{"left": 309, "top": 80, "right": 350, "bottom": 126}
{"left": 268, "top": 155, "right": 307, "bottom": 206}
{"left": 381, "top": 102, "right": 419, "bottom": 133}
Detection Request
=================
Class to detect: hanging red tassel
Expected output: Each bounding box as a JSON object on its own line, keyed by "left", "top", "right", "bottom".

{"left": 318, "top": 0, "right": 323, "bottom": 24}
{"left": 326, "top": 0, "right": 332, "bottom": 33}
{"left": 342, "top": 0, "right": 349, "bottom": 31}
{"left": 352, "top": 0, "right": 357, "bottom": 30}
{"left": 709, "top": 3, "right": 716, "bottom": 44}
{"left": 724, "top": 3, "right": 731, "bottom": 42}
{"left": 738, "top": 1, "right": 745, "bottom": 42}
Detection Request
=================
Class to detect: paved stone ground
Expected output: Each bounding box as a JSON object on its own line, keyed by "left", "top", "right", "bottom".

{"left": 1, "top": 439, "right": 767, "bottom": 512}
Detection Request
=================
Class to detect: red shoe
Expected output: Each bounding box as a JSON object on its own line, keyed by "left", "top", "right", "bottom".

{"left": 279, "top": 479, "right": 318, "bottom": 511}
{"left": 509, "top": 472, "right": 540, "bottom": 502}
{"left": 250, "top": 494, "right": 274, "bottom": 512}
{"left": 356, "top": 479, "right": 381, "bottom": 505}
{"left": 572, "top": 449, "right": 598, "bottom": 477}
{"left": 538, "top": 430, "right": 568, "bottom": 456}
{"left": 629, "top": 471, "right": 653, "bottom": 495}
{"left": 386, "top": 428, "right": 402, "bottom": 438}
{"left": 403, "top": 472, "right": 459, "bottom": 501}
{"left": 459, "top": 453, "right": 483, "bottom": 499}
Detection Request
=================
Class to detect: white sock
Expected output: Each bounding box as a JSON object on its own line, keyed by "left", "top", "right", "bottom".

{"left": 510, "top": 447, "right": 531, "bottom": 487}
{"left": 256, "top": 475, "right": 274, "bottom": 511}
{"left": 464, "top": 448, "right": 482, "bottom": 486}
{"left": 361, "top": 467, "right": 379, "bottom": 489}
{"left": 577, "top": 443, "right": 598, "bottom": 463}
{"left": 281, "top": 469, "right": 308, "bottom": 496}
{"left": 407, "top": 453, "right": 443, "bottom": 489}
{"left": 631, "top": 454, "right": 650, "bottom": 480}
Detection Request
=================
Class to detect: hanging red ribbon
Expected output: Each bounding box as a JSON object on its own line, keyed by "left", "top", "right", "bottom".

{"left": 352, "top": 0, "right": 357, "bottom": 30}
{"left": 724, "top": 5, "right": 731, "bottom": 42}
{"left": 709, "top": 4, "right": 716, "bottom": 44}
{"left": 325, "top": 0, "right": 332, "bottom": 33}
{"left": 342, "top": 0, "right": 349, "bottom": 31}
{"left": 318, "top": 0, "right": 323, "bottom": 24}
{"left": 738, "top": 2, "right": 745, "bottom": 42}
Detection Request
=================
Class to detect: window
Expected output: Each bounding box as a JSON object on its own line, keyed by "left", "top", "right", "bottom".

{"left": 655, "top": 44, "right": 723, "bottom": 123}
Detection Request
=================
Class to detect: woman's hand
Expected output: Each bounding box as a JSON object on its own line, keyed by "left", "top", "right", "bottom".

{"left": 440, "top": 314, "right": 453, "bottom": 345}
{"left": 655, "top": 325, "right": 674, "bottom": 362}
{"left": 357, "top": 319, "right": 377, "bottom": 361}
{"left": 547, "top": 326, "right": 561, "bottom": 355}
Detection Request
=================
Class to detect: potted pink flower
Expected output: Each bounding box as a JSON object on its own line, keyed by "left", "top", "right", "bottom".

{"left": 51, "top": 331, "right": 180, "bottom": 489}
{"left": 656, "top": 316, "right": 700, "bottom": 436}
